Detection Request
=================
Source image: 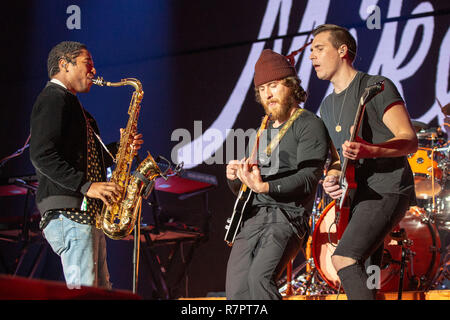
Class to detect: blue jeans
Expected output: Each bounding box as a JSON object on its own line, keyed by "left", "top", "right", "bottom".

{"left": 43, "top": 213, "right": 111, "bottom": 289}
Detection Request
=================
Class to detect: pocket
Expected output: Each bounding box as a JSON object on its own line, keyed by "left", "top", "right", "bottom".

{"left": 387, "top": 194, "right": 409, "bottom": 228}
{"left": 43, "top": 217, "right": 65, "bottom": 255}
{"left": 73, "top": 222, "right": 94, "bottom": 241}
{"left": 60, "top": 217, "right": 93, "bottom": 242}
{"left": 277, "top": 208, "right": 308, "bottom": 239}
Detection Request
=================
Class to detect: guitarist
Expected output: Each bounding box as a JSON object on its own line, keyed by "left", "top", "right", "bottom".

{"left": 225, "top": 49, "right": 329, "bottom": 299}
{"left": 310, "top": 24, "right": 418, "bottom": 299}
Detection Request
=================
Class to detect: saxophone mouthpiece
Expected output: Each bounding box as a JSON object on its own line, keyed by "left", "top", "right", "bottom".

{"left": 92, "top": 76, "right": 105, "bottom": 86}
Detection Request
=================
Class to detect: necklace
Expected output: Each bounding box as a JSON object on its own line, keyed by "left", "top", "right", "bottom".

{"left": 333, "top": 88, "right": 348, "bottom": 132}
{"left": 333, "top": 72, "right": 357, "bottom": 133}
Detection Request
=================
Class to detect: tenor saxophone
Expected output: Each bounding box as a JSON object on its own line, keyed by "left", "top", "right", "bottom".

{"left": 93, "top": 76, "right": 162, "bottom": 240}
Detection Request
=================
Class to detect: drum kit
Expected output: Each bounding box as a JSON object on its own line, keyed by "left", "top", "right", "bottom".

{"left": 279, "top": 117, "right": 450, "bottom": 298}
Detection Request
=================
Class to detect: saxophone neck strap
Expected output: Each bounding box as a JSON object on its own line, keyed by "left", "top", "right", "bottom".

{"left": 78, "top": 102, "right": 117, "bottom": 163}
{"left": 92, "top": 131, "right": 116, "bottom": 163}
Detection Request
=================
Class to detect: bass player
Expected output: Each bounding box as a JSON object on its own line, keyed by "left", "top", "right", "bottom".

{"left": 309, "top": 24, "right": 418, "bottom": 299}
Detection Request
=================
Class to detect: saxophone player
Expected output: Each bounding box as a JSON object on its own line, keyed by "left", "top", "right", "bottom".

{"left": 30, "top": 41, "right": 143, "bottom": 289}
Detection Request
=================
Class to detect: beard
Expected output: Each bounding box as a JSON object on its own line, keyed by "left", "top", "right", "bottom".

{"left": 262, "top": 94, "right": 297, "bottom": 122}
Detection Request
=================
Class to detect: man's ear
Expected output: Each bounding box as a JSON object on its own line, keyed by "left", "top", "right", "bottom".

{"left": 59, "top": 58, "right": 69, "bottom": 72}
{"left": 339, "top": 45, "right": 347, "bottom": 57}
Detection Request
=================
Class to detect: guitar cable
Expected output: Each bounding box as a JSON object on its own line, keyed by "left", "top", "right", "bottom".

{"left": 327, "top": 220, "right": 342, "bottom": 299}
{"left": 328, "top": 220, "right": 338, "bottom": 248}
{"left": 336, "top": 281, "right": 342, "bottom": 300}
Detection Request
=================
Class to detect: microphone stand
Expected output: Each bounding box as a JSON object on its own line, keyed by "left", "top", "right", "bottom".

{"left": 130, "top": 156, "right": 183, "bottom": 295}
{"left": 132, "top": 198, "right": 142, "bottom": 294}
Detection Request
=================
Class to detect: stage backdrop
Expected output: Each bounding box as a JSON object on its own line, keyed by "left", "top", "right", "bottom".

{"left": 0, "top": 0, "right": 449, "bottom": 298}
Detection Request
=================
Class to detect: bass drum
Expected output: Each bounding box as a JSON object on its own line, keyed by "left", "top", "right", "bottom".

{"left": 381, "top": 206, "right": 441, "bottom": 291}
{"left": 312, "top": 202, "right": 441, "bottom": 292}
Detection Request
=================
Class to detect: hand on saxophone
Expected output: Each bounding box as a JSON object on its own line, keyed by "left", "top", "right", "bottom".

{"left": 86, "top": 182, "right": 122, "bottom": 206}
{"left": 120, "top": 128, "right": 144, "bottom": 155}
{"left": 131, "top": 133, "right": 144, "bottom": 152}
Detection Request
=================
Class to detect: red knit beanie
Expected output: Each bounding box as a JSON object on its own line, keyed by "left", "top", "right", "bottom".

{"left": 254, "top": 49, "right": 297, "bottom": 87}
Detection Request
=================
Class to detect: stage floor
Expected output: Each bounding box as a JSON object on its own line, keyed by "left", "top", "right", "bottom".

{"left": 181, "top": 290, "right": 450, "bottom": 300}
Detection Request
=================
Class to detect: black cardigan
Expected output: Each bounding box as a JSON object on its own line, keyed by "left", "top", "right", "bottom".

{"left": 30, "top": 82, "right": 116, "bottom": 215}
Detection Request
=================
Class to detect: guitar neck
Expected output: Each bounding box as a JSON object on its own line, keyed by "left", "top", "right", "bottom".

{"left": 339, "top": 99, "right": 365, "bottom": 186}
{"left": 338, "top": 80, "right": 385, "bottom": 187}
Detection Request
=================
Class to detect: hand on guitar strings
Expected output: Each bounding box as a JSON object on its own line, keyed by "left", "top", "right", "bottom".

{"left": 322, "top": 175, "right": 343, "bottom": 200}
{"left": 235, "top": 158, "right": 269, "bottom": 194}
{"left": 226, "top": 159, "right": 241, "bottom": 181}
{"left": 342, "top": 125, "right": 373, "bottom": 160}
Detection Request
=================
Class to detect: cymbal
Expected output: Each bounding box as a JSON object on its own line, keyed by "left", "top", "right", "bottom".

{"left": 416, "top": 128, "right": 447, "bottom": 141}
{"left": 411, "top": 120, "right": 429, "bottom": 132}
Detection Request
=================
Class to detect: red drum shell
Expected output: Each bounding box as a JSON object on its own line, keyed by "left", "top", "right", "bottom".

{"left": 312, "top": 203, "right": 441, "bottom": 292}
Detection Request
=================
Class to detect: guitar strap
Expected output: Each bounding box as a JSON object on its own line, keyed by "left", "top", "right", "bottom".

{"left": 355, "top": 73, "right": 370, "bottom": 143}
{"left": 263, "top": 107, "right": 305, "bottom": 157}
{"left": 260, "top": 107, "right": 307, "bottom": 243}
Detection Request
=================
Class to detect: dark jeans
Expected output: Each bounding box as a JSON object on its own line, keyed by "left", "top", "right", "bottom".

{"left": 225, "top": 206, "right": 307, "bottom": 300}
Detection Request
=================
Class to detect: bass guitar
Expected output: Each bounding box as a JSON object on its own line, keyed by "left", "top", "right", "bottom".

{"left": 335, "top": 80, "right": 385, "bottom": 239}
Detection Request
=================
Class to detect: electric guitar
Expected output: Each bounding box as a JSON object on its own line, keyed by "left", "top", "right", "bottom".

{"left": 224, "top": 115, "right": 270, "bottom": 246}
{"left": 335, "top": 80, "right": 385, "bottom": 239}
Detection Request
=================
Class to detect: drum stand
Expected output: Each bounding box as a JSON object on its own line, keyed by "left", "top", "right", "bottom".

{"left": 430, "top": 244, "right": 449, "bottom": 289}
{"left": 279, "top": 192, "right": 338, "bottom": 296}
{"left": 278, "top": 251, "right": 335, "bottom": 296}
{"left": 390, "top": 228, "right": 414, "bottom": 300}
